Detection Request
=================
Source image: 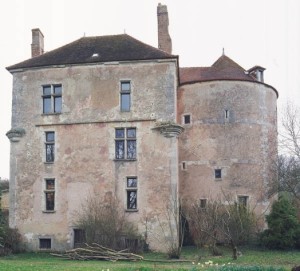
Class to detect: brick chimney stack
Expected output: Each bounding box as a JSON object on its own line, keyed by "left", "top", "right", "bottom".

{"left": 157, "top": 3, "right": 172, "bottom": 54}
{"left": 31, "top": 28, "right": 44, "bottom": 57}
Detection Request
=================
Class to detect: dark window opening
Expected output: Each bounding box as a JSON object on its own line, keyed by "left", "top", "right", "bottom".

{"left": 74, "top": 229, "right": 86, "bottom": 248}
{"left": 39, "top": 238, "right": 51, "bottom": 249}
{"left": 184, "top": 115, "right": 191, "bottom": 124}
{"left": 200, "top": 199, "right": 207, "bottom": 208}
{"left": 45, "top": 192, "right": 55, "bottom": 211}
{"left": 238, "top": 196, "right": 248, "bottom": 207}
{"left": 115, "top": 128, "right": 136, "bottom": 160}
{"left": 215, "top": 169, "right": 222, "bottom": 179}
{"left": 225, "top": 109, "right": 229, "bottom": 119}
{"left": 182, "top": 162, "right": 186, "bottom": 170}
{"left": 45, "top": 179, "right": 55, "bottom": 211}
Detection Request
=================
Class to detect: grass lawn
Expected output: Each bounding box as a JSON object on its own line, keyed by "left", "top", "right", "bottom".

{"left": 0, "top": 246, "right": 299, "bottom": 271}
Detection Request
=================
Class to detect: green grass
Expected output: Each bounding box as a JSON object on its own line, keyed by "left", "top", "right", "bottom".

{"left": 0, "top": 247, "right": 299, "bottom": 271}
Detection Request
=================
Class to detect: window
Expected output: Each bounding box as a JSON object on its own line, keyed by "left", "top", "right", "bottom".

{"left": 183, "top": 114, "right": 191, "bottom": 124}
{"left": 215, "top": 169, "right": 222, "bottom": 179}
{"left": 45, "top": 132, "right": 55, "bottom": 162}
{"left": 42, "top": 84, "right": 62, "bottom": 114}
{"left": 115, "top": 128, "right": 136, "bottom": 160}
{"left": 44, "top": 179, "right": 55, "bottom": 211}
{"left": 39, "top": 238, "right": 51, "bottom": 249}
{"left": 126, "top": 177, "right": 137, "bottom": 210}
{"left": 182, "top": 162, "right": 186, "bottom": 170}
{"left": 74, "top": 229, "right": 86, "bottom": 248}
{"left": 120, "top": 81, "right": 131, "bottom": 112}
{"left": 200, "top": 199, "right": 207, "bottom": 209}
{"left": 224, "top": 109, "right": 229, "bottom": 119}
{"left": 238, "top": 196, "right": 248, "bottom": 208}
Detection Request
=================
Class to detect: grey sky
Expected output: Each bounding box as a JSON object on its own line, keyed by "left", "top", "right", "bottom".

{"left": 0, "top": 0, "right": 299, "bottom": 178}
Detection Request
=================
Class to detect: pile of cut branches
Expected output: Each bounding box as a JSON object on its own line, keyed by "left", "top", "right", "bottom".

{"left": 51, "top": 243, "right": 143, "bottom": 262}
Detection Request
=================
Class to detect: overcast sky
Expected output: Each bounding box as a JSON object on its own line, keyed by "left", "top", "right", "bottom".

{"left": 0, "top": 0, "right": 299, "bottom": 179}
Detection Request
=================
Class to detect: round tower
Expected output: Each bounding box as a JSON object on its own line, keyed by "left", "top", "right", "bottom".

{"left": 178, "top": 55, "right": 278, "bottom": 218}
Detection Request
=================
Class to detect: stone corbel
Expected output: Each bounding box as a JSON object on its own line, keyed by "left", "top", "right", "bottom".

{"left": 152, "top": 121, "right": 184, "bottom": 138}
{"left": 6, "top": 128, "right": 26, "bottom": 142}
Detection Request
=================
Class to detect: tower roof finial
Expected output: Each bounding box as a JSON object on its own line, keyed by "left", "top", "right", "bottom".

{"left": 222, "top": 47, "right": 225, "bottom": 56}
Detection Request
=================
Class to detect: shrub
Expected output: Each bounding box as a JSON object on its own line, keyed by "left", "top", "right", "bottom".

{"left": 260, "top": 195, "right": 300, "bottom": 249}
{"left": 218, "top": 266, "right": 285, "bottom": 271}
{"left": 0, "top": 217, "right": 22, "bottom": 256}
{"left": 73, "top": 195, "right": 143, "bottom": 252}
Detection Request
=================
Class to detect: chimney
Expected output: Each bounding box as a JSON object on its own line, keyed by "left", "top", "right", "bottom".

{"left": 157, "top": 3, "right": 172, "bottom": 54}
{"left": 31, "top": 28, "right": 44, "bottom": 57}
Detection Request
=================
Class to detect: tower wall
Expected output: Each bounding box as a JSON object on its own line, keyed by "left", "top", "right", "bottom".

{"left": 178, "top": 80, "right": 277, "bottom": 217}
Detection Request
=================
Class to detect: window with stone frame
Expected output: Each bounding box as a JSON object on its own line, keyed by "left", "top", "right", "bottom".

{"left": 115, "top": 128, "right": 136, "bottom": 160}
{"left": 44, "top": 179, "right": 55, "bottom": 211}
{"left": 126, "top": 177, "right": 137, "bottom": 210}
{"left": 39, "top": 238, "right": 51, "bottom": 249}
{"left": 183, "top": 114, "right": 191, "bottom": 124}
{"left": 42, "top": 84, "right": 62, "bottom": 114}
{"left": 200, "top": 198, "right": 207, "bottom": 209}
{"left": 74, "top": 229, "right": 86, "bottom": 248}
{"left": 238, "top": 195, "right": 249, "bottom": 208}
{"left": 214, "top": 169, "right": 222, "bottom": 179}
{"left": 120, "top": 81, "right": 131, "bottom": 112}
{"left": 45, "top": 131, "right": 55, "bottom": 162}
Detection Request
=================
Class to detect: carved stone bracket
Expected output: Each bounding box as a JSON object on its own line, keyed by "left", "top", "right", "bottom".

{"left": 6, "top": 128, "right": 26, "bottom": 142}
{"left": 152, "top": 121, "right": 184, "bottom": 138}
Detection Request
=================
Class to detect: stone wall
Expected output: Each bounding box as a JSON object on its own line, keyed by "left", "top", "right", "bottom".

{"left": 9, "top": 59, "right": 179, "bottom": 251}
{"left": 178, "top": 80, "right": 277, "bottom": 217}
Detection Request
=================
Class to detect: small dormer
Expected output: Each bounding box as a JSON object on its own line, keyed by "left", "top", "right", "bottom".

{"left": 247, "top": 66, "right": 266, "bottom": 83}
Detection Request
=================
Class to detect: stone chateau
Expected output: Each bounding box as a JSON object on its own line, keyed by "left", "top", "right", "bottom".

{"left": 6, "top": 4, "right": 277, "bottom": 251}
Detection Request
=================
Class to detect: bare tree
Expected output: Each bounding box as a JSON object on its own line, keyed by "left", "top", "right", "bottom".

{"left": 278, "top": 103, "right": 300, "bottom": 200}
{"left": 280, "top": 103, "right": 300, "bottom": 159}
{"left": 73, "top": 195, "right": 141, "bottom": 252}
{"left": 147, "top": 196, "right": 186, "bottom": 258}
{"left": 185, "top": 193, "right": 258, "bottom": 260}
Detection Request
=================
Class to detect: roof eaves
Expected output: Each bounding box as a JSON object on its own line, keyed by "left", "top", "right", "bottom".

{"left": 7, "top": 56, "right": 179, "bottom": 73}
{"left": 179, "top": 78, "right": 278, "bottom": 98}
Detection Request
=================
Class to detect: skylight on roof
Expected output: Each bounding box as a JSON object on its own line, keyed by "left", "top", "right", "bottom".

{"left": 92, "top": 53, "right": 99, "bottom": 57}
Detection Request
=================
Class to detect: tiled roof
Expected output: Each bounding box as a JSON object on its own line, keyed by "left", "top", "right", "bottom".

{"left": 180, "top": 55, "right": 257, "bottom": 85}
{"left": 7, "top": 34, "right": 177, "bottom": 71}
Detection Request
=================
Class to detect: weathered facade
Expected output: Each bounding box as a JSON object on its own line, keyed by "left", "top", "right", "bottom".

{"left": 6, "top": 4, "right": 277, "bottom": 251}
{"left": 178, "top": 56, "right": 278, "bottom": 216}
{"left": 0, "top": 180, "right": 9, "bottom": 213}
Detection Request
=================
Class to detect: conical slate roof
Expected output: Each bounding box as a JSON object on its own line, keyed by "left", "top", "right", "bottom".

{"left": 179, "top": 55, "right": 257, "bottom": 85}
{"left": 7, "top": 34, "right": 177, "bottom": 71}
